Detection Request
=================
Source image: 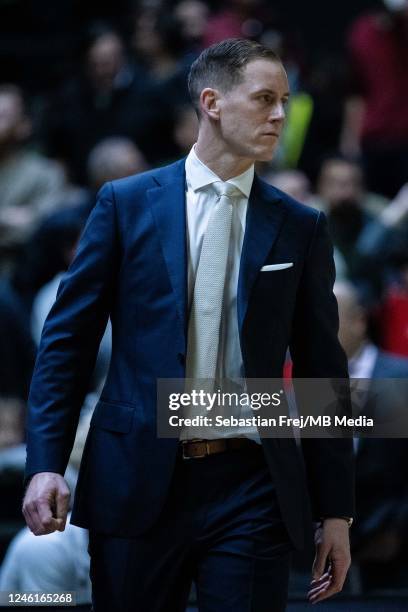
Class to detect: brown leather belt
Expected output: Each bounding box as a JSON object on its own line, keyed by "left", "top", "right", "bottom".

{"left": 181, "top": 438, "right": 257, "bottom": 459}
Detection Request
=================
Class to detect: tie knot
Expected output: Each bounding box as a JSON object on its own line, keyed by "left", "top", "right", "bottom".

{"left": 212, "top": 181, "right": 241, "bottom": 200}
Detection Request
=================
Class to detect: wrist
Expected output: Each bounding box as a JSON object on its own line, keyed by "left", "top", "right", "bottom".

{"left": 320, "top": 516, "right": 353, "bottom": 528}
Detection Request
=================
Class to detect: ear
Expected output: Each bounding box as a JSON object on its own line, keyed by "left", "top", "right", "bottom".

{"left": 199, "top": 88, "right": 221, "bottom": 121}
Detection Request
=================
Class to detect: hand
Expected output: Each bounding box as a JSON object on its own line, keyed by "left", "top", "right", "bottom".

{"left": 308, "top": 518, "right": 351, "bottom": 604}
{"left": 22, "top": 472, "right": 70, "bottom": 536}
{"left": 381, "top": 183, "right": 408, "bottom": 227}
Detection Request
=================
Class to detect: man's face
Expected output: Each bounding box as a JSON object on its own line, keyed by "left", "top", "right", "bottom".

{"left": 216, "top": 59, "right": 289, "bottom": 163}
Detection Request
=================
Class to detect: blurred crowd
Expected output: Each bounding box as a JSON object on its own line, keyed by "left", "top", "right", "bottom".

{"left": 0, "top": 0, "right": 407, "bottom": 604}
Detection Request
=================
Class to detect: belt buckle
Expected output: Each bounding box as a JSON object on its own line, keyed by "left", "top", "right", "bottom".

{"left": 182, "top": 439, "right": 209, "bottom": 460}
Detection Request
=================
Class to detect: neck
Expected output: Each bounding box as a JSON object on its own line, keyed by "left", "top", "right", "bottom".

{"left": 195, "top": 131, "right": 253, "bottom": 181}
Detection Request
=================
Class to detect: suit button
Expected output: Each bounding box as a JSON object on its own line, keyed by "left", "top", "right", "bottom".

{"left": 177, "top": 353, "right": 185, "bottom": 365}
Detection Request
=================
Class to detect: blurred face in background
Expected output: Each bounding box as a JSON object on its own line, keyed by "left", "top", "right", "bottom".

{"left": 87, "top": 138, "right": 147, "bottom": 192}
{"left": 0, "top": 90, "right": 31, "bottom": 151}
{"left": 175, "top": 0, "right": 209, "bottom": 43}
{"left": 87, "top": 32, "right": 125, "bottom": 91}
{"left": 268, "top": 170, "right": 311, "bottom": 203}
{"left": 317, "top": 159, "right": 364, "bottom": 210}
{"left": 132, "top": 11, "right": 164, "bottom": 58}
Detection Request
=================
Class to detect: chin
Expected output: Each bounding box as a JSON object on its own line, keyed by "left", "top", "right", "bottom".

{"left": 256, "top": 148, "right": 277, "bottom": 162}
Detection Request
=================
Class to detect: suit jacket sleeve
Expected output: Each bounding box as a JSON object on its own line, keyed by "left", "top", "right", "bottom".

{"left": 25, "top": 182, "right": 118, "bottom": 481}
{"left": 289, "top": 211, "right": 355, "bottom": 519}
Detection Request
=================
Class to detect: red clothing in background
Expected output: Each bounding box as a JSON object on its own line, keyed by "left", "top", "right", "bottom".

{"left": 348, "top": 13, "right": 408, "bottom": 147}
{"left": 379, "top": 287, "right": 408, "bottom": 358}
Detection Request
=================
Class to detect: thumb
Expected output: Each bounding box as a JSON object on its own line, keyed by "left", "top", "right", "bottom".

{"left": 55, "top": 488, "right": 70, "bottom": 531}
{"left": 312, "top": 545, "right": 329, "bottom": 581}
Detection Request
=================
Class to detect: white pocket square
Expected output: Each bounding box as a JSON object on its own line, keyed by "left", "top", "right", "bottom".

{"left": 261, "top": 263, "right": 293, "bottom": 271}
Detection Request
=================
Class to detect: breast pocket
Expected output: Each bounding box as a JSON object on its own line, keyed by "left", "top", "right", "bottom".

{"left": 255, "top": 261, "right": 298, "bottom": 317}
{"left": 260, "top": 262, "right": 294, "bottom": 272}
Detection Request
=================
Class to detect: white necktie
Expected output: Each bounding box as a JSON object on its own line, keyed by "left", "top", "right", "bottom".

{"left": 186, "top": 181, "right": 241, "bottom": 386}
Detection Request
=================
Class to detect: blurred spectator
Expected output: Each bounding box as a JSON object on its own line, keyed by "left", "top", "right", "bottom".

{"left": 379, "top": 267, "right": 408, "bottom": 358}
{"left": 203, "top": 0, "right": 280, "bottom": 47}
{"left": 174, "top": 0, "right": 210, "bottom": 53}
{"left": 356, "top": 183, "right": 408, "bottom": 355}
{"left": 12, "top": 137, "right": 147, "bottom": 316}
{"left": 131, "top": 9, "right": 193, "bottom": 164}
{"left": 263, "top": 169, "right": 312, "bottom": 205}
{"left": 315, "top": 156, "right": 389, "bottom": 295}
{"left": 86, "top": 136, "right": 147, "bottom": 189}
{"left": 335, "top": 280, "right": 408, "bottom": 592}
{"left": 173, "top": 104, "right": 199, "bottom": 157}
{"left": 0, "top": 85, "right": 65, "bottom": 259}
{"left": 262, "top": 168, "right": 347, "bottom": 281}
{"left": 0, "top": 410, "right": 93, "bottom": 602}
{"left": 342, "top": 0, "right": 408, "bottom": 198}
{"left": 296, "top": 57, "right": 348, "bottom": 184}
{"left": 0, "top": 397, "right": 26, "bottom": 563}
{"left": 45, "top": 26, "right": 153, "bottom": 184}
{"left": 31, "top": 270, "right": 112, "bottom": 394}
{"left": 0, "top": 517, "right": 91, "bottom": 604}
{"left": 0, "top": 398, "right": 24, "bottom": 451}
{"left": 0, "top": 280, "right": 35, "bottom": 401}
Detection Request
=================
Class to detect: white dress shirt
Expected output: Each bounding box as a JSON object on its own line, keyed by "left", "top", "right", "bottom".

{"left": 182, "top": 145, "right": 260, "bottom": 442}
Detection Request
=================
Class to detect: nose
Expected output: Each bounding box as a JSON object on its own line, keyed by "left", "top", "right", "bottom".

{"left": 268, "top": 102, "right": 286, "bottom": 123}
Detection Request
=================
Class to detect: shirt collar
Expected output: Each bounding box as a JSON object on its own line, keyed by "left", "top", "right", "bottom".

{"left": 185, "top": 144, "right": 254, "bottom": 198}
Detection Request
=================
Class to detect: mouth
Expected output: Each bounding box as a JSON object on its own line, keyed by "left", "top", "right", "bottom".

{"left": 262, "top": 133, "right": 280, "bottom": 138}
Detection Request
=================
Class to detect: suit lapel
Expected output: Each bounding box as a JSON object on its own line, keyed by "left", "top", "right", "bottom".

{"left": 147, "top": 160, "right": 188, "bottom": 348}
{"left": 147, "top": 163, "right": 286, "bottom": 349}
{"left": 238, "top": 176, "right": 287, "bottom": 334}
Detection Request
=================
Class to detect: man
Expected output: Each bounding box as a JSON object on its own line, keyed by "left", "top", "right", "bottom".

{"left": 341, "top": 0, "right": 408, "bottom": 198}
{"left": 335, "top": 280, "right": 408, "bottom": 591}
{"left": 23, "top": 39, "right": 354, "bottom": 611}
{"left": 0, "top": 84, "right": 65, "bottom": 256}
{"left": 12, "top": 136, "right": 148, "bottom": 316}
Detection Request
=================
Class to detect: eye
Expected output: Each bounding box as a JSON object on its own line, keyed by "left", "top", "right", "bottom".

{"left": 259, "top": 94, "right": 273, "bottom": 104}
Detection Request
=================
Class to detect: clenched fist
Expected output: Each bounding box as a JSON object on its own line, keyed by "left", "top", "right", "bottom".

{"left": 22, "top": 472, "right": 70, "bottom": 536}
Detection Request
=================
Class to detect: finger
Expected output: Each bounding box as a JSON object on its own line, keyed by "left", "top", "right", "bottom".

{"left": 310, "top": 570, "right": 331, "bottom": 586}
{"left": 308, "top": 578, "right": 332, "bottom": 598}
{"left": 55, "top": 488, "right": 70, "bottom": 531}
{"left": 330, "top": 554, "right": 350, "bottom": 593}
{"left": 36, "top": 500, "right": 61, "bottom": 534}
{"left": 312, "top": 546, "right": 330, "bottom": 580}
{"left": 308, "top": 576, "right": 332, "bottom": 597}
{"left": 23, "top": 503, "right": 44, "bottom": 535}
{"left": 309, "top": 563, "right": 348, "bottom": 605}
{"left": 309, "top": 582, "right": 341, "bottom": 604}
{"left": 23, "top": 494, "right": 51, "bottom": 535}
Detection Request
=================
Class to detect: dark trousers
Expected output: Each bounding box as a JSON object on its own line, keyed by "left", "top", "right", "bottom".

{"left": 88, "top": 443, "right": 293, "bottom": 612}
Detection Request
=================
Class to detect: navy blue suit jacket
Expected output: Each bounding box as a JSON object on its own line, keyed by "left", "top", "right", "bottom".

{"left": 25, "top": 158, "right": 354, "bottom": 549}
